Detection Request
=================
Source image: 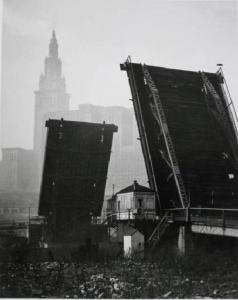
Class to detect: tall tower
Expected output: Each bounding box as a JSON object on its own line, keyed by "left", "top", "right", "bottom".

{"left": 34, "top": 30, "right": 70, "bottom": 155}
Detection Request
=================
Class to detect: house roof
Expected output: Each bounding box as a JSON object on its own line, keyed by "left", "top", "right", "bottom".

{"left": 124, "top": 226, "right": 143, "bottom": 236}
{"left": 107, "top": 195, "right": 116, "bottom": 202}
{"left": 117, "top": 180, "right": 154, "bottom": 195}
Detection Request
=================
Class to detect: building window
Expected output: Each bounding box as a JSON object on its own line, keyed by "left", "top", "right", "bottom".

{"left": 146, "top": 198, "right": 155, "bottom": 209}
{"left": 138, "top": 198, "right": 143, "bottom": 208}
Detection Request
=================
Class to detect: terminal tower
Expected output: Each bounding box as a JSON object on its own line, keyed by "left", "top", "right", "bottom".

{"left": 34, "top": 30, "right": 70, "bottom": 158}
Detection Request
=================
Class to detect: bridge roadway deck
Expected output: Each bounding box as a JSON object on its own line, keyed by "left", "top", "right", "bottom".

{"left": 0, "top": 216, "right": 44, "bottom": 231}
{"left": 1, "top": 208, "right": 238, "bottom": 238}
{"left": 168, "top": 207, "right": 238, "bottom": 237}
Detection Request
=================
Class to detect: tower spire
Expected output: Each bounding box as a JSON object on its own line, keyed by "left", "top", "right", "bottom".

{"left": 34, "top": 30, "right": 70, "bottom": 156}
{"left": 49, "top": 29, "right": 58, "bottom": 58}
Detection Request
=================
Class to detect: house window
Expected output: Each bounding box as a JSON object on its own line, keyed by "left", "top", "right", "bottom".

{"left": 125, "top": 196, "right": 131, "bottom": 209}
{"left": 146, "top": 199, "right": 152, "bottom": 209}
{"left": 138, "top": 198, "right": 143, "bottom": 208}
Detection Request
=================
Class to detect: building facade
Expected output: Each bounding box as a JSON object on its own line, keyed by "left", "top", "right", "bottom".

{"left": 0, "top": 148, "right": 38, "bottom": 193}
{"left": 106, "top": 180, "right": 156, "bottom": 220}
{"left": 0, "top": 31, "right": 70, "bottom": 210}
{"left": 34, "top": 30, "right": 70, "bottom": 163}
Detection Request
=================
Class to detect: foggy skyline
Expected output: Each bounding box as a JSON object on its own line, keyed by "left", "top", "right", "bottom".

{"left": 1, "top": 0, "right": 238, "bottom": 150}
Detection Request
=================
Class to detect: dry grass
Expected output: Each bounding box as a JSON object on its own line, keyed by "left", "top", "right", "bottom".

{"left": 0, "top": 245, "right": 238, "bottom": 298}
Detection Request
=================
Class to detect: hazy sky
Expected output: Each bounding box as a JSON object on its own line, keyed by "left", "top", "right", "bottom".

{"left": 1, "top": 0, "right": 238, "bottom": 149}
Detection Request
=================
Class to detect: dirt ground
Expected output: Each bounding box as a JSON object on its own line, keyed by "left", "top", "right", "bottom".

{"left": 1, "top": 247, "right": 238, "bottom": 298}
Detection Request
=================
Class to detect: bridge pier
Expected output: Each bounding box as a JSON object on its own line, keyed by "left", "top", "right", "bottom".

{"left": 178, "top": 226, "right": 186, "bottom": 255}
{"left": 177, "top": 225, "right": 193, "bottom": 255}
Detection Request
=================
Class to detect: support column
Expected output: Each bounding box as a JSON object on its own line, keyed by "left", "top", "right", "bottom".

{"left": 178, "top": 226, "right": 186, "bottom": 255}
{"left": 177, "top": 225, "right": 193, "bottom": 255}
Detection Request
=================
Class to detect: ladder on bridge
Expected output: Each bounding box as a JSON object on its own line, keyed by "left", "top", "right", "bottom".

{"left": 200, "top": 71, "right": 238, "bottom": 167}
{"left": 142, "top": 64, "right": 188, "bottom": 208}
{"left": 201, "top": 72, "right": 223, "bottom": 104}
{"left": 147, "top": 211, "right": 172, "bottom": 247}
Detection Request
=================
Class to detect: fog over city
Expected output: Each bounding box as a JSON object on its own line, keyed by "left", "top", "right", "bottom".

{"left": 1, "top": 0, "right": 237, "bottom": 150}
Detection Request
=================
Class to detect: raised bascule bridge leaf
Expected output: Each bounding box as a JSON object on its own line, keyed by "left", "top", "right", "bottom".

{"left": 38, "top": 119, "right": 117, "bottom": 243}
{"left": 121, "top": 59, "right": 238, "bottom": 211}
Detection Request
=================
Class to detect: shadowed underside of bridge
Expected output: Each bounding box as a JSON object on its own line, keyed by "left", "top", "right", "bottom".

{"left": 121, "top": 60, "right": 238, "bottom": 211}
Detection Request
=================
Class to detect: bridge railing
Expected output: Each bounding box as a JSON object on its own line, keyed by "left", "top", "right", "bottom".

{"left": 0, "top": 207, "right": 44, "bottom": 228}
{"left": 0, "top": 206, "right": 38, "bottom": 217}
{"left": 166, "top": 207, "right": 238, "bottom": 229}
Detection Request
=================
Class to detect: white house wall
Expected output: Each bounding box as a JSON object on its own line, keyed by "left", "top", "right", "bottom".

{"left": 134, "top": 192, "right": 155, "bottom": 209}
{"left": 116, "top": 191, "right": 156, "bottom": 215}
{"left": 117, "top": 192, "right": 133, "bottom": 210}
{"left": 124, "top": 235, "right": 132, "bottom": 257}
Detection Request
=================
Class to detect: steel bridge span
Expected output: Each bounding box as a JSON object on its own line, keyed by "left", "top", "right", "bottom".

{"left": 168, "top": 207, "right": 238, "bottom": 238}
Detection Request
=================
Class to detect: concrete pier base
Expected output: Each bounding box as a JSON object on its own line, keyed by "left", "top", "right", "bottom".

{"left": 178, "top": 226, "right": 186, "bottom": 255}
{"left": 177, "top": 225, "right": 194, "bottom": 255}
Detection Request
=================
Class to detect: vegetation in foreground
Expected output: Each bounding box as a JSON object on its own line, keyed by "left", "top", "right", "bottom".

{"left": 0, "top": 246, "right": 238, "bottom": 298}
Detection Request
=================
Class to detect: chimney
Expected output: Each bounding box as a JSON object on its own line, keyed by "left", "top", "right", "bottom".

{"left": 133, "top": 180, "right": 138, "bottom": 190}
